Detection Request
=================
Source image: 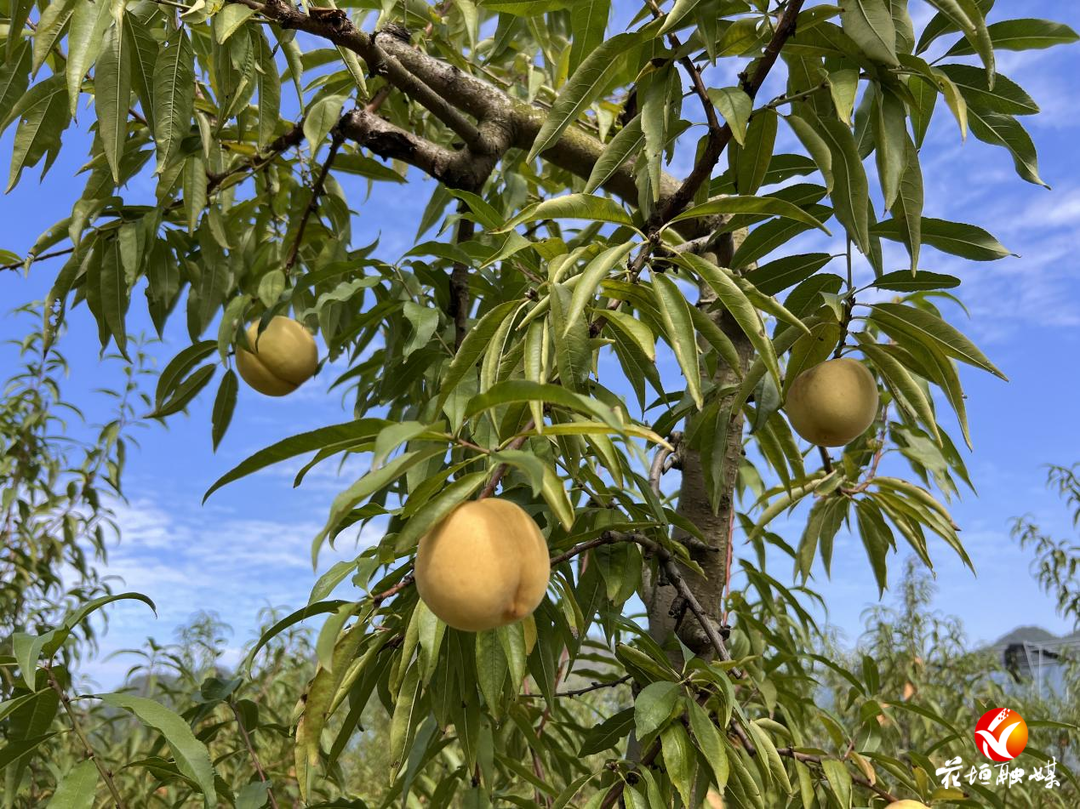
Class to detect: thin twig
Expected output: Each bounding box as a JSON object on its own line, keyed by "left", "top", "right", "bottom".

{"left": 777, "top": 747, "right": 900, "bottom": 803}
{"left": 647, "top": 434, "right": 680, "bottom": 496}
{"left": 284, "top": 131, "right": 345, "bottom": 272}
{"left": 230, "top": 701, "right": 280, "bottom": 809}
{"left": 45, "top": 666, "right": 127, "bottom": 809}
{"left": 598, "top": 739, "right": 662, "bottom": 809}
{"left": 587, "top": 0, "right": 807, "bottom": 338}
{"left": 520, "top": 674, "right": 633, "bottom": 699}
{"left": 1, "top": 247, "right": 75, "bottom": 272}
{"left": 478, "top": 420, "right": 535, "bottom": 499}
{"left": 370, "top": 573, "right": 415, "bottom": 605}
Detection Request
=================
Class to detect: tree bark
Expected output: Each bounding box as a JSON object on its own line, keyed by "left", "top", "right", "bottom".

{"left": 645, "top": 232, "right": 754, "bottom": 660}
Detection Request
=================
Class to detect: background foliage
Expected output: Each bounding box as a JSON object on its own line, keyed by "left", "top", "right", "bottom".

{"left": 2, "top": 0, "right": 1079, "bottom": 806}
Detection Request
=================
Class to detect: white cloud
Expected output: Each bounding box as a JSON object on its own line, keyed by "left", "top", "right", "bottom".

{"left": 77, "top": 494, "right": 387, "bottom": 687}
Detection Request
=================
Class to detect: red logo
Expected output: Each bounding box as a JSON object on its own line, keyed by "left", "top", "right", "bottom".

{"left": 974, "top": 708, "right": 1028, "bottom": 761}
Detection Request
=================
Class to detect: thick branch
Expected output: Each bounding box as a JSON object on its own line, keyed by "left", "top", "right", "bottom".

{"left": 230, "top": 0, "right": 677, "bottom": 207}
{"left": 338, "top": 109, "right": 499, "bottom": 190}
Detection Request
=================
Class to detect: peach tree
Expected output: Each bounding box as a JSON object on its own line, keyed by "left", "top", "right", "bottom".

{"left": 2, "top": 0, "right": 1077, "bottom": 806}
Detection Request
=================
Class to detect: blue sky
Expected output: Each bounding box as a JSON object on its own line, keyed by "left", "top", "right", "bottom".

{"left": 2, "top": 1, "right": 1079, "bottom": 687}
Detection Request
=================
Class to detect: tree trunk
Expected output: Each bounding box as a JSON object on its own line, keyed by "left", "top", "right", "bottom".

{"left": 645, "top": 230, "right": 754, "bottom": 661}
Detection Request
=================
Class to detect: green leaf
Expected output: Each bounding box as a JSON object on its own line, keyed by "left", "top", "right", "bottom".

{"left": 907, "top": 74, "right": 937, "bottom": 148}
{"left": 578, "top": 708, "right": 634, "bottom": 756}
{"left": 541, "top": 462, "right": 575, "bottom": 530}
{"left": 550, "top": 282, "right": 592, "bottom": 391}
{"left": 872, "top": 85, "right": 906, "bottom": 209}
{"left": 97, "top": 693, "right": 217, "bottom": 807}
{"left": 935, "top": 64, "right": 1038, "bottom": 116}
{"left": 564, "top": 242, "right": 636, "bottom": 334}
{"left": 635, "top": 681, "right": 679, "bottom": 737}
{"left": 815, "top": 111, "right": 871, "bottom": 254}
{"left": 45, "top": 760, "right": 98, "bottom": 809}
{"left": 923, "top": 0, "right": 995, "bottom": 87}
{"left": 244, "top": 600, "right": 349, "bottom": 669}
{"left": 585, "top": 114, "right": 644, "bottom": 193}
{"left": 317, "top": 447, "right": 447, "bottom": 547}
{"left": 668, "top": 195, "right": 830, "bottom": 232}
{"left": 211, "top": 369, "right": 238, "bottom": 451}
{"left": 214, "top": 5, "right": 256, "bottom": 42}
{"left": 708, "top": 87, "right": 752, "bottom": 146}
{"left": 569, "top": 0, "right": 611, "bottom": 74}
{"left": 480, "top": 0, "right": 570, "bottom": 13}
{"left": 235, "top": 782, "right": 270, "bottom": 809}
{"left": 828, "top": 68, "right": 860, "bottom": 126}
{"left": 15, "top": 593, "right": 156, "bottom": 690}
{"left": 870, "top": 302, "right": 1005, "bottom": 379}
{"left": 155, "top": 341, "right": 216, "bottom": 409}
{"left": 123, "top": 12, "right": 158, "bottom": 128}
{"left": 96, "top": 23, "right": 131, "bottom": 184}
{"left": 840, "top": 0, "right": 898, "bottom": 66}
{"left": 6, "top": 74, "right": 69, "bottom": 192}
{"left": 660, "top": 723, "right": 696, "bottom": 806}
{"left": 303, "top": 93, "right": 346, "bottom": 157}
{"left": 871, "top": 216, "right": 1012, "bottom": 261}
{"left": 528, "top": 32, "right": 640, "bottom": 162}
{"left": 0, "top": 733, "right": 58, "bottom": 770}
{"left": 967, "top": 109, "right": 1047, "bottom": 188}
{"left": 821, "top": 758, "right": 853, "bottom": 808}
{"left": 32, "top": 0, "right": 75, "bottom": 77}
{"left": 98, "top": 235, "right": 129, "bottom": 357}
{"left": 735, "top": 108, "right": 778, "bottom": 196}
{"left": 651, "top": 273, "right": 703, "bottom": 409}
{"left": 204, "top": 419, "right": 388, "bottom": 500}
{"left": 437, "top": 300, "right": 521, "bottom": 409}
{"left": 500, "top": 194, "right": 634, "bottom": 231}
{"left": 394, "top": 471, "right": 487, "bottom": 552}
{"left": 464, "top": 380, "right": 619, "bottom": 427}
{"left": 946, "top": 19, "right": 1080, "bottom": 54}
{"left": 785, "top": 111, "right": 834, "bottom": 191}
{"left": 659, "top": 0, "right": 707, "bottom": 35}
{"left": 252, "top": 27, "right": 281, "bottom": 149}
{"left": 153, "top": 29, "right": 195, "bottom": 173}
{"left": 872, "top": 270, "right": 959, "bottom": 291}
{"left": 745, "top": 253, "right": 833, "bottom": 296}
{"left": 66, "top": 0, "right": 114, "bottom": 115}
{"left": 859, "top": 339, "right": 940, "bottom": 441}
{"left": 891, "top": 134, "right": 924, "bottom": 271}
{"left": 687, "top": 699, "right": 729, "bottom": 789}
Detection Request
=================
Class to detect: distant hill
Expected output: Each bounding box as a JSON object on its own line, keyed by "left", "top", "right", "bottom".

{"left": 991, "top": 625, "right": 1065, "bottom": 648}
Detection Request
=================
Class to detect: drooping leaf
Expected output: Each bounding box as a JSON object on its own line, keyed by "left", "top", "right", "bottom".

{"left": 6, "top": 74, "right": 69, "bottom": 192}
{"left": 585, "top": 114, "right": 644, "bottom": 194}
{"left": 840, "top": 0, "right": 899, "bottom": 66}
{"left": 152, "top": 29, "right": 195, "bottom": 174}
{"left": 708, "top": 87, "right": 752, "bottom": 145}
{"left": 651, "top": 273, "right": 703, "bottom": 409}
{"left": 66, "top": 0, "right": 114, "bottom": 116}
{"left": 569, "top": 0, "right": 611, "bottom": 74}
{"left": 96, "top": 23, "right": 131, "bottom": 184}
